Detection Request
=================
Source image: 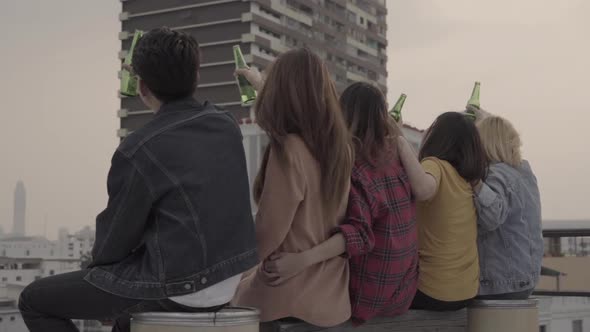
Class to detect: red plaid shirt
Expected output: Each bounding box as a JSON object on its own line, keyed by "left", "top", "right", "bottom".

{"left": 337, "top": 158, "right": 419, "bottom": 325}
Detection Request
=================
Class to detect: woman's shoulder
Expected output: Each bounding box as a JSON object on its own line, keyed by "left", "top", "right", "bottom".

{"left": 500, "top": 160, "right": 537, "bottom": 187}
{"left": 283, "top": 134, "right": 307, "bottom": 151}
{"left": 488, "top": 162, "right": 521, "bottom": 179}
{"left": 420, "top": 157, "right": 453, "bottom": 174}
{"left": 519, "top": 160, "right": 534, "bottom": 174}
{"left": 274, "top": 134, "right": 314, "bottom": 171}
{"left": 421, "top": 157, "right": 471, "bottom": 188}
{"left": 421, "top": 156, "right": 444, "bottom": 166}
{"left": 486, "top": 163, "right": 524, "bottom": 191}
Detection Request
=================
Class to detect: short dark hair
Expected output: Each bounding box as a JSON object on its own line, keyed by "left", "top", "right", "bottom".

{"left": 419, "top": 112, "right": 488, "bottom": 183}
{"left": 132, "top": 27, "right": 200, "bottom": 102}
{"left": 339, "top": 82, "right": 401, "bottom": 165}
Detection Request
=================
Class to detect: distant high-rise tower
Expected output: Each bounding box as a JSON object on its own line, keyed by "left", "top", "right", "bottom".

{"left": 12, "top": 181, "right": 26, "bottom": 236}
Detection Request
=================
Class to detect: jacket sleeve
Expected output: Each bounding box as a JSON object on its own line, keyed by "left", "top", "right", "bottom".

{"left": 475, "top": 171, "right": 514, "bottom": 233}
{"left": 89, "top": 150, "right": 154, "bottom": 268}
{"left": 255, "top": 146, "right": 305, "bottom": 260}
{"left": 337, "top": 176, "right": 376, "bottom": 257}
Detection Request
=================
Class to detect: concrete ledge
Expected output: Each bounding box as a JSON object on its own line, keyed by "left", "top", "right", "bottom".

{"left": 262, "top": 310, "right": 467, "bottom": 332}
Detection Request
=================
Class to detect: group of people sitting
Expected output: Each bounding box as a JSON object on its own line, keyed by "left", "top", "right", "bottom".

{"left": 17, "top": 28, "right": 543, "bottom": 332}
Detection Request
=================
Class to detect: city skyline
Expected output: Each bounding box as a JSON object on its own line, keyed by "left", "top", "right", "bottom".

{"left": 0, "top": 0, "right": 589, "bottom": 238}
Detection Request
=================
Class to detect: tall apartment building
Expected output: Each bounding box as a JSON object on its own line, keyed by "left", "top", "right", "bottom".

{"left": 117, "top": 0, "right": 388, "bottom": 137}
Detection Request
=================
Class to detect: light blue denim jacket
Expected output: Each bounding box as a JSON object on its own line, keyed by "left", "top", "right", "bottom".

{"left": 475, "top": 161, "right": 543, "bottom": 296}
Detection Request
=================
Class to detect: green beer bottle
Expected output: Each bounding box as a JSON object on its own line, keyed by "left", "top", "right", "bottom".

{"left": 120, "top": 30, "right": 143, "bottom": 97}
{"left": 466, "top": 81, "right": 480, "bottom": 120}
{"left": 390, "top": 93, "right": 407, "bottom": 123}
{"left": 233, "top": 45, "right": 257, "bottom": 106}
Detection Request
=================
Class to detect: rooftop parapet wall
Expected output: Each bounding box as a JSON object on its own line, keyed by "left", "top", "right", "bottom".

{"left": 263, "top": 310, "right": 467, "bottom": 332}
{"left": 261, "top": 297, "right": 590, "bottom": 332}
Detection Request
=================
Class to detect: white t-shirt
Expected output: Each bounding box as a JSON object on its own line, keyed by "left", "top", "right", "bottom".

{"left": 170, "top": 274, "right": 242, "bottom": 307}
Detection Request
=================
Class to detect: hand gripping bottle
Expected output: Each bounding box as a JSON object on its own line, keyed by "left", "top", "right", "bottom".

{"left": 465, "top": 81, "right": 481, "bottom": 120}
{"left": 390, "top": 93, "right": 407, "bottom": 123}
{"left": 120, "top": 30, "right": 143, "bottom": 97}
{"left": 233, "top": 45, "right": 257, "bottom": 106}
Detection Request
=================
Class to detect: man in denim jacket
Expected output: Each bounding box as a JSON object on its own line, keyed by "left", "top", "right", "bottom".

{"left": 19, "top": 28, "right": 258, "bottom": 332}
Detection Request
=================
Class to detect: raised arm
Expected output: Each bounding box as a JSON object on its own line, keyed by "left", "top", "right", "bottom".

{"left": 397, "top": 136, "right": 438, "bottom": 201}
{"left": 466, "top": 104, "right": 493, "bottom": 123}
{"left": 255, "top": 145, "right": 305, "bottom": 260}
{"left": 235, "top": 67, "right": 265, "bottom": 91}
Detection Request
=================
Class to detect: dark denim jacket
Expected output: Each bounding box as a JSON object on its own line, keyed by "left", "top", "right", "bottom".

{"left": 475, "top": 161, "right": 543, "bottom": 296}
{"left": 85, "top": 98, "right": 258, "bottom": 299}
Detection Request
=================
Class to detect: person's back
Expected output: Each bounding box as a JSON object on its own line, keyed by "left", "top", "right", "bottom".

{"left": 474, "top": 116, "right": 543, "bottom": 299}
{"left": 345, "top": 157, "right": 418, "bottom": 324}
{"left": 263, "top": 82, "right": 418, "bottom": 325}
{"left": 398, "top": 112, "right": 488, "bottom": 311}
{"left": 339, "top": 83, "right": 418, "bottom": 323}
{"left": 18, "top": 28, "right": 257, "bottom": 332}
{"left": 231, "top": 48, "right": 354, "bottom": 327}
{"left": 234, "top": 135, "right": 351, "bottom": 326}
{"left": 89, "top": 98, "right": 257, "bottom": 299}
{"left": 416, "top": 157, "right": 479, "bottom": 301}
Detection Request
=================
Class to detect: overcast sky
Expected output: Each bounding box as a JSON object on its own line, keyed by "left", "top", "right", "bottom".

{"left": 0, "top": 1, "right": 588, "bottom": 238}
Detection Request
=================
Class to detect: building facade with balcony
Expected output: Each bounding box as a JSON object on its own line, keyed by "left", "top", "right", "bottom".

{"left": 0, "top": 298, "right": 26, "bottom": 332}
{"left": 117, "top": 0, "right": 388, "bottom": 138}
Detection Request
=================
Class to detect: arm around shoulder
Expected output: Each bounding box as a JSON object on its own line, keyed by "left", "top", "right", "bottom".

{"left": 265, "top": 175, "right": 376, "bottom": 276}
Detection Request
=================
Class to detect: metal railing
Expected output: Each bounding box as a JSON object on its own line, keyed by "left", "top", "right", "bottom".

{"left": 533, "top": 290, "right": 590, "bottom": 297}
{"left": 540, "top": 224, "right": 590, "bottom": 292}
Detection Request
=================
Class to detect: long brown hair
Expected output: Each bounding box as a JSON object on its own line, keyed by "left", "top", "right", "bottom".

{"left": 340, "top": 82, "right": 401, "bottom": 165}
{"left": 253, "top": 48, "right": 353, "bottom": 216}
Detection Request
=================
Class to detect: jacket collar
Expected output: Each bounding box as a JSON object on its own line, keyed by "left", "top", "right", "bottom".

{"left": 155, "top": 96, "right": 203, "bottom": 116}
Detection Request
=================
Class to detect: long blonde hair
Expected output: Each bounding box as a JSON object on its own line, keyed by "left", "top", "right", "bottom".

{"left": 477, "top": 116, "right": 522, "bottom": 167}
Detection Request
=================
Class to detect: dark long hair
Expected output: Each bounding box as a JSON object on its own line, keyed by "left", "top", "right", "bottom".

{"left": 419, "top": 112, "right": 488, "bottom": 183}
{"left": 253, "top": 48, "right": 353, "bottom": 216}
{"left": 340, "top": 82, "right": 401, "bottom": 165}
